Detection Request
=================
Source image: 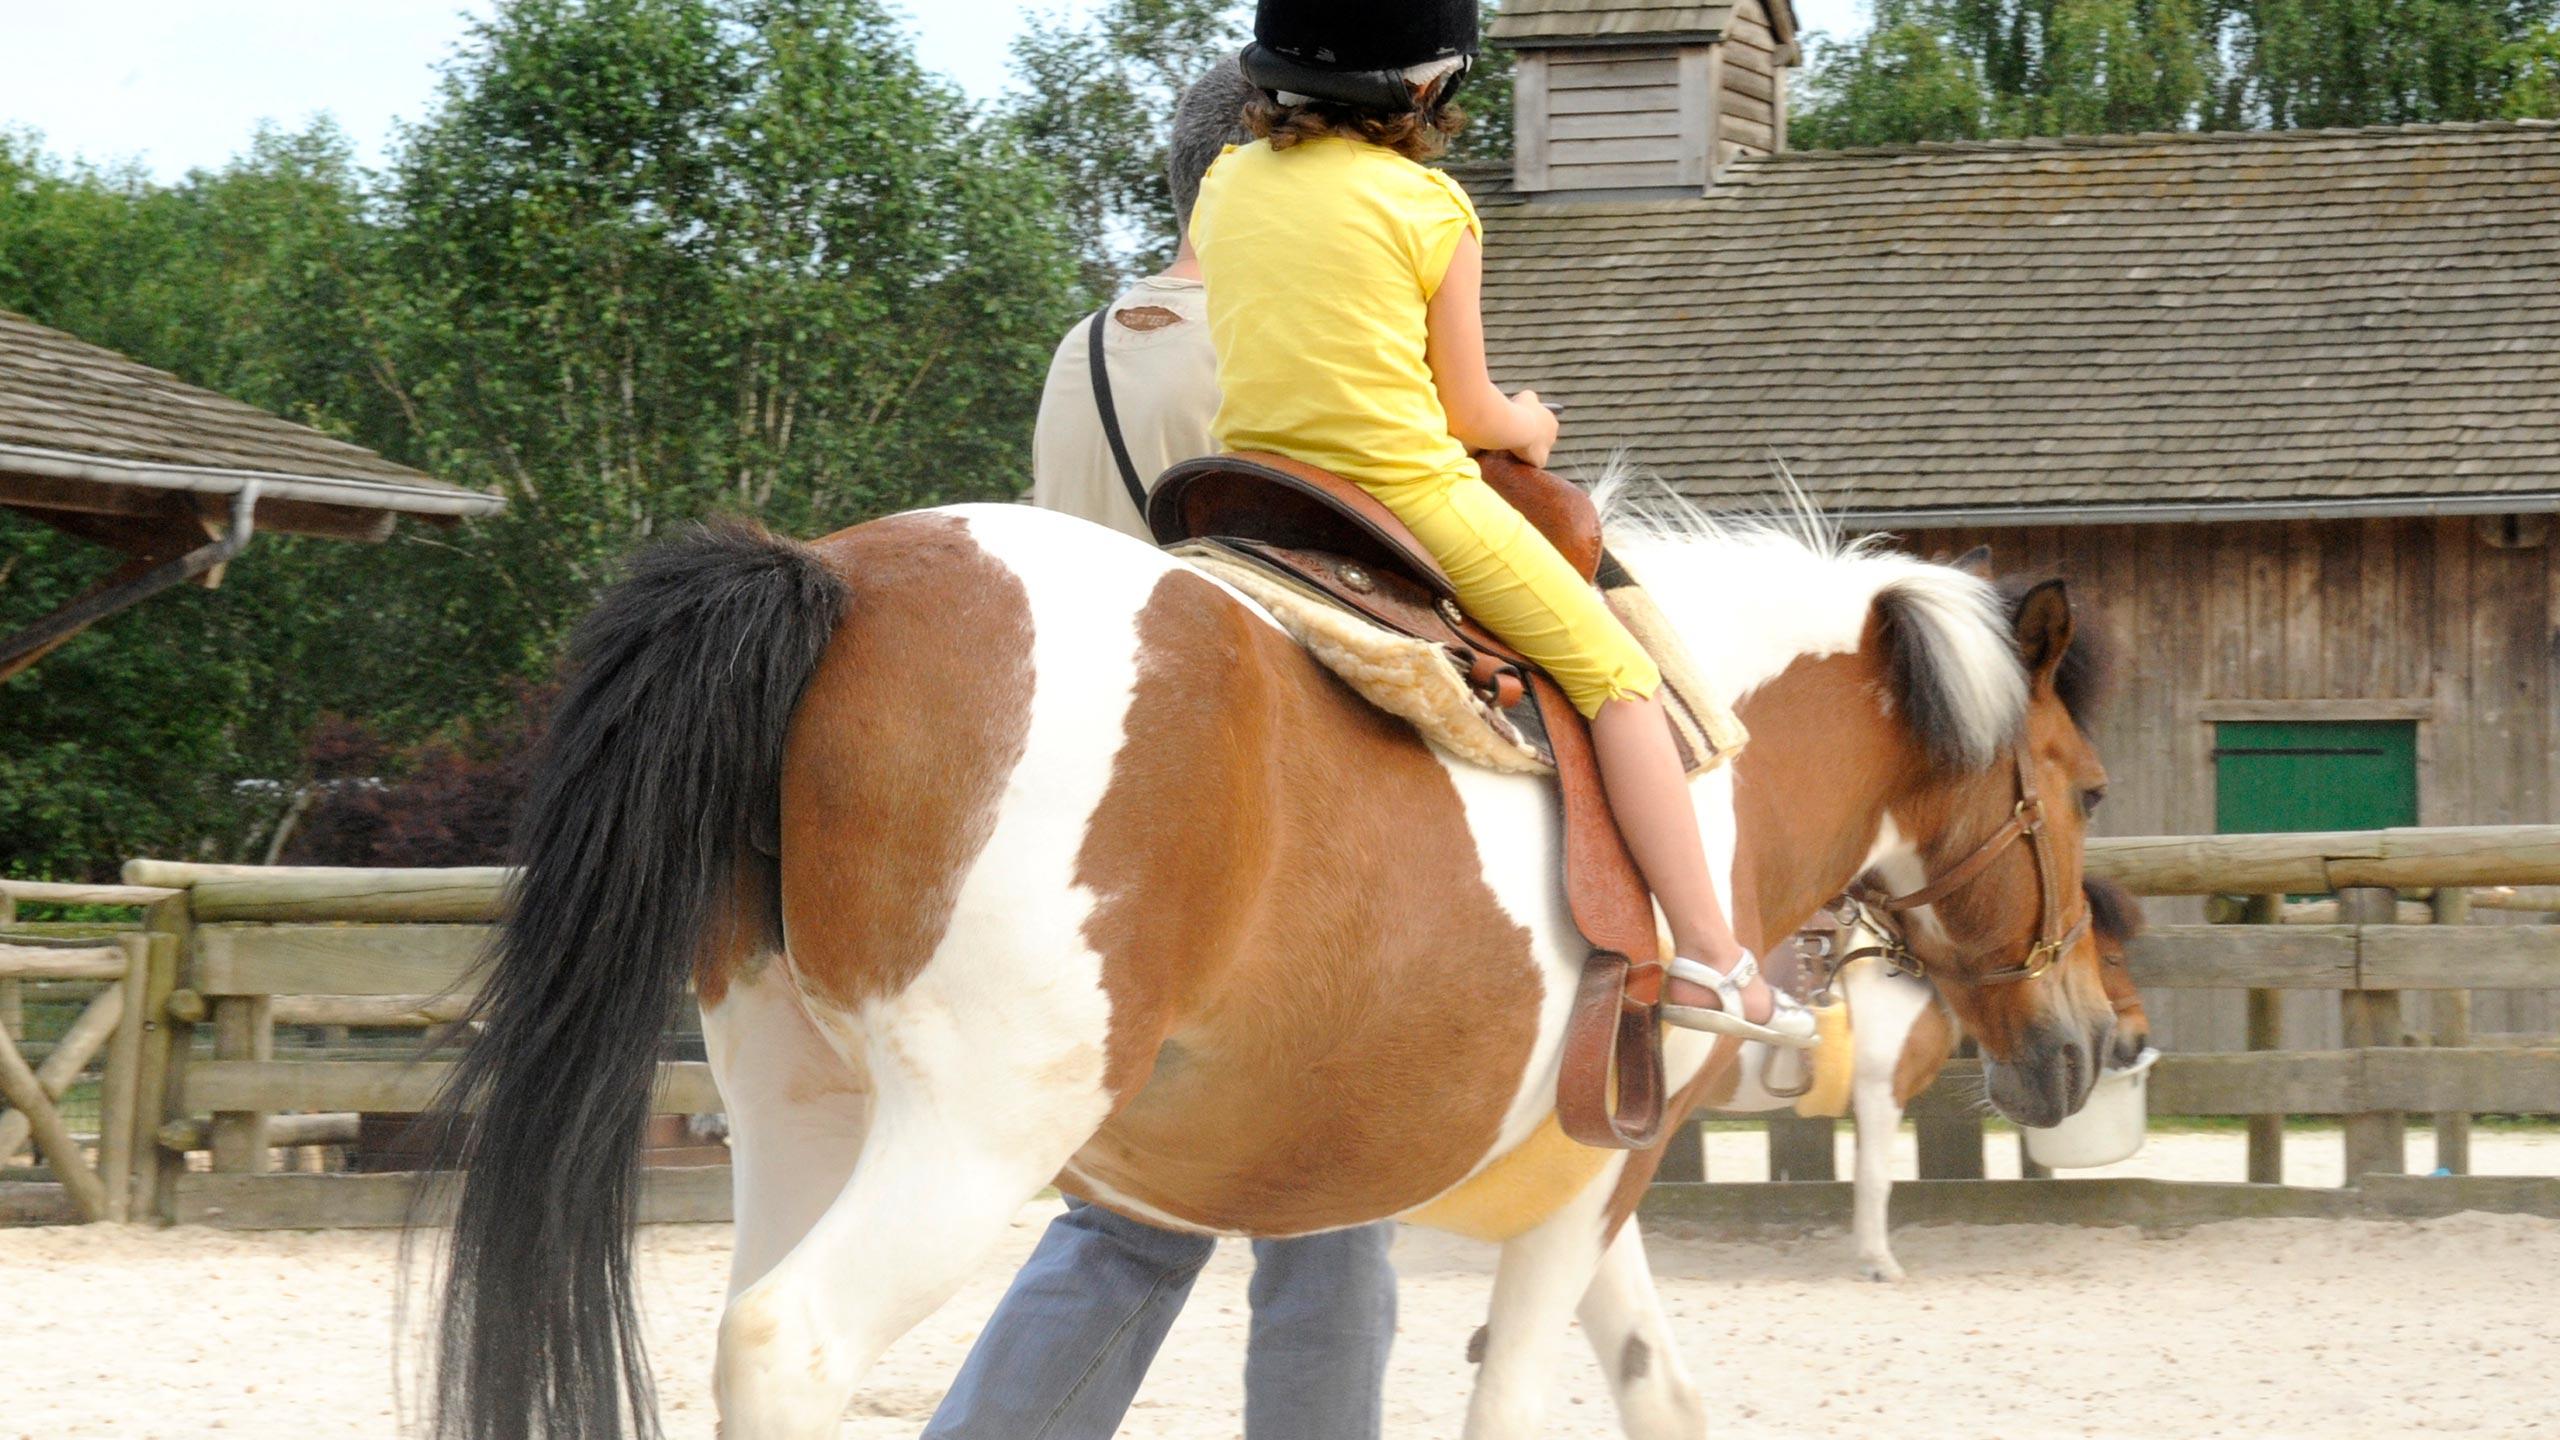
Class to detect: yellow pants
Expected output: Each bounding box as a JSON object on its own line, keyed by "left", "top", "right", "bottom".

{"left": 1378, "top": 477, "right": 1661, "bottom": 719}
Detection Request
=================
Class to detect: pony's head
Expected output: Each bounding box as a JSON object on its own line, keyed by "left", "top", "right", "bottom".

{"left": 1597, "top": 477, "right": 2118, "bottom": 1127}
{"left": 1861, "top": 568, "right": 2115, "bottom": 1125}
{"left": 2084, "top": 874, "right": 2152, "bottom": 1068}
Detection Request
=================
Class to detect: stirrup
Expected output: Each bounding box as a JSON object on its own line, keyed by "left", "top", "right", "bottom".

{"left": 1661, "top": 953, "right": 1820, "bottom": 1049}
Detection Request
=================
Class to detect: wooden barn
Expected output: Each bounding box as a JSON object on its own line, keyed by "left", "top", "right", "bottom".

{"left": 1474, "top": 0, "right": 2560, "bottom": 1048}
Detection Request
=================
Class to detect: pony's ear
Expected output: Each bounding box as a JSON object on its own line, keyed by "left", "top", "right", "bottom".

{"left": 1949, "top": 545, "right": 1994, "bottom": 577}
{"left": 2012, "top": 578, "right": 2074, "bottom": 690}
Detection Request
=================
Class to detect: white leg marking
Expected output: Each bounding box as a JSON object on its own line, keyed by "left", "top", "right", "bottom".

{"left": 1462, "top": 1159, "right": 1628, "bottom": 1440}
{"left": 1576, "top": 1219, "right": 1708, "bottom": 1440}
{"left": 1843, "top": 959, "right": 1933, "bottom": 1283}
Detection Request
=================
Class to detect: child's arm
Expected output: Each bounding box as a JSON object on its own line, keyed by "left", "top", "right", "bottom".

{"left": 1427, "top": 233, "right": 1561, "bottom": 466}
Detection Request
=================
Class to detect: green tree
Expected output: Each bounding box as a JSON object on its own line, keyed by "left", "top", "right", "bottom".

{"left": 2, "top": 0, "right": 1091, "bottom": 878}
{"left": 1794, "top": 0, "right": 2558, "bottom": 145}
{"left": 1006, "top": 0, "right": 1516, "bottom": 282}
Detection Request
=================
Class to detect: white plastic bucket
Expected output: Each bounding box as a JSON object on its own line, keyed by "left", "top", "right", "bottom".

{"left": 2019, "top": 1047, "right": 2160, "bottom": 1169}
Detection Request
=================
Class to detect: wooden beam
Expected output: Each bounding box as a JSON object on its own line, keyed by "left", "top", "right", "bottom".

{"left": 184, "top": 1059, "right": 724, "bottom": 1115}
{"left": 2088, "top": 826, "right": 2560, "bottom": 894}
{"left": 2122, "top": 925, "right": 2358, "bottom": 988}
{"left": 174, "top": 1164, "right": 732, "bottom": 1229}
{"left": 193, "top": 924, "right": 490, "bottom": 997}
{"left": 1642, "top": 1175, "right": 2560, "bottom": 1229}
{"left": 0, "top": 945, "right": 132, "bottom": 981}
{"left": 121, "top": 862, "right": 510, "bottom": 923}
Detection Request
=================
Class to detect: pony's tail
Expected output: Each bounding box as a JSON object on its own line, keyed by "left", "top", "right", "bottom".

{"left": 425, "top": 520, "right": 847, "bottom": 1440}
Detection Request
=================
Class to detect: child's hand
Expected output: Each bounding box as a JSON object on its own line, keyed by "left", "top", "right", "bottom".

{"left": 1509, "top": 390, "right": 1561, "bottom": 467}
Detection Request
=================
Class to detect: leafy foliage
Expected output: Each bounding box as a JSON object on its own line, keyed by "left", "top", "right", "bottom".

{"left": 1794, "top": 0, "right": 2560, "bottom": 146}
{"left": 1, "top": 0, "right": 1088, "bottom": 879}
{"left": 1005, "top": 0, "right": 1515, "bottom": 280}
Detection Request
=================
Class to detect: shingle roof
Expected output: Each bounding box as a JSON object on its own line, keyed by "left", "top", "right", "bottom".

{"left": 0, "top": 306, "right": 497, "bottom": 520}
{"left": 1466, "top": 121, "right": 2560, "bottom": 523}
{"left": 1491, "top": 0, "right": 1736, "bottom": 46}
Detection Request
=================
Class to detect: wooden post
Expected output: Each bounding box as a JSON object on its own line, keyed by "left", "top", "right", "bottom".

{"left": 2428, "top": 886, "right": 2473, "bottom": 1175}
{"left": 208, "top": 994, "right": 274, "bottom": 1174}
{"left": 2244, "top": 892, "right": 2286, "bottom": 1185}
{"left": 97, "top": 934, "right": 149, "bottom": 1222}
{"left": 0, "top": 887, "right": 20, "bottom": 1083}
{"left": 2337, "top": 886, "right": 2406, "bottom": 1185}
{"left": 1656, "top": 1120, "right": 1706, "bottom": 1184}
{"left": 1766, "top": 1115, "right": 1837, "bottom": 1182}
{"left": 132, "top": 901, "right": 194, "bottom": 1224}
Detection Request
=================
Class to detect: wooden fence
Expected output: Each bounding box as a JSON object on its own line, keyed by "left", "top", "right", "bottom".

{"left": 0, "top": 827, "right": 2554, "bottom": 1229}
{"left": 1652, "top": 825, "right": 2560, "bottom": 1229}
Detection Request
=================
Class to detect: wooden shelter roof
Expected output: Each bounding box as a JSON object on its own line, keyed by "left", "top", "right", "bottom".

{"left": 1464, "top": 121, "right": 2560, "bottom": 526}
{"left": 0, "top": 306, "right": 498, "bottom": 542}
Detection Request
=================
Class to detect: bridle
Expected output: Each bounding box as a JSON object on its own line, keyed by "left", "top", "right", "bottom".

{"left": 1847, "top": 744, "right": 2091, "bottom": 987}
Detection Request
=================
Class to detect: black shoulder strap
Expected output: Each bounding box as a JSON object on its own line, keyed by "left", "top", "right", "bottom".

{"left": 1086, "top": 307, "right": 1154, "bottom": 523}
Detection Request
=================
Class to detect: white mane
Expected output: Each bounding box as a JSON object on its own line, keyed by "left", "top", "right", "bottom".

{"left": 1589, "top": 463, "right": 2027, "bottom": 770}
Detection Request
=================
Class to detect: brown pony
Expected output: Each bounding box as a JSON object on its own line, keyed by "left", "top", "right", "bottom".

{"left": 424, "top": 497, "right": 2113, "bottom": 1440}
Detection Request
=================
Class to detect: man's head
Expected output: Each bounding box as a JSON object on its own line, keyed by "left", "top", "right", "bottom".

{"left": 1168, "top": 58, "right": 1260, "bottom": 245}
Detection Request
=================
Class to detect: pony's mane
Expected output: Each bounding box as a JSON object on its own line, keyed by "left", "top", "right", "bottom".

{"left": 2083, "top": 875, "right": 2145, "bottom": 945}
{"left": 1590, "top": 464, "right": 2027, "bottom": 773}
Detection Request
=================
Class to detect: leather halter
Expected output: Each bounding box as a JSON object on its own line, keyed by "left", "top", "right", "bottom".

{"left": 1849, "top": 745, "right": 2091, "bottom": 987}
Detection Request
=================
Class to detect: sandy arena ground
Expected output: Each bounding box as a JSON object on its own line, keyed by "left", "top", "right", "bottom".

{"left": 5, "top": 1131, "right": 2557, "bottom": 1440}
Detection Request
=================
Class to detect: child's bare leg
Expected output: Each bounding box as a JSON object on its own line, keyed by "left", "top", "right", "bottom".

{"left": 1589, "top": 694, "right": 1777, "bottom": 1025}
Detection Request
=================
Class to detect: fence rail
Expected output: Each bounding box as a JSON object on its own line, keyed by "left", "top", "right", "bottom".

{"left": 7, "top": 829, "right": 2560, "bottom": 1229}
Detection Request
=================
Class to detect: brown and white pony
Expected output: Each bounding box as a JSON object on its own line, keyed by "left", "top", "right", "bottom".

{"left": 1713, "top": 875, "right": 2152, "bottom": 1282}
{"left": 423, "top": 494, "right": 2114, "bottom": 1440}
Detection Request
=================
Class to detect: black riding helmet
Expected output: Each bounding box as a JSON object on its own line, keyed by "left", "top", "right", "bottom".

{"left": 1240, "top": 0, "right": 1480, "bottom": 114}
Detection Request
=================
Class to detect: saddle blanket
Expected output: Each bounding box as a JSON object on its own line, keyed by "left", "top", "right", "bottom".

{"left": 1175, "top": 543, "right": 1749, "bottom": 777}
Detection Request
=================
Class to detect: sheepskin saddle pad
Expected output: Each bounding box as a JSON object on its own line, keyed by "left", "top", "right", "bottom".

{"left": 1171, "top": 540, "right": 1746, "bottom": 778}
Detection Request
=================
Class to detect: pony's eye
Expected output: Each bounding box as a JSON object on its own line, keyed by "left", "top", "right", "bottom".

{"left": 2081, "top": 787, "right": 2108, "bottom": 817}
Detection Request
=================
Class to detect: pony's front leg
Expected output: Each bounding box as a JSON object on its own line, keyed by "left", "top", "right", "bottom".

{"left": 1462, "top": 1161, "right": 1627, "bottom": 1440}
{"left": 1576, "top": 1218, "right": 1708, "bottom": 1439}
{"left": 1849, "top": 1071, "right": 1906, "bottom": 1282}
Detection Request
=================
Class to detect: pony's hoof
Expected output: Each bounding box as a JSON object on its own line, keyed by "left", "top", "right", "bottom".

{"left": 1857, "top": 1257, "right": 1905, "bottom": 1283}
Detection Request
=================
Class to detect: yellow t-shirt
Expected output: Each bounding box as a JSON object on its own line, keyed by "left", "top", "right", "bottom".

{"left": 1191, "top": 138, "right": 1484, "bottom": 499}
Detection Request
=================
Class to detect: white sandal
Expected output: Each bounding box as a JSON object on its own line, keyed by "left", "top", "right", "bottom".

{"left": 1662, "top": 952, "right": 1820, "bottom": 1048}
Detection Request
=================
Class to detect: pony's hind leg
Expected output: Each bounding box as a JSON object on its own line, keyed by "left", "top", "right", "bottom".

{"left": 1576, "top": 1219, "right": 1708, "bottom": 1440}
{"left": 1462, "top": 1163, "right": 1626, "bottom": 1440}
{"left": 702, "top": 962, "right": 870, "bottom": 1297}
{"left": 712, "top": 990, "right": 1117, "bottom": 1439}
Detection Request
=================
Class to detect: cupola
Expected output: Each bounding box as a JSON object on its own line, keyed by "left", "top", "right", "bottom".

{"left": 1491, "top": 0, "right": 1802, "bottom": 195}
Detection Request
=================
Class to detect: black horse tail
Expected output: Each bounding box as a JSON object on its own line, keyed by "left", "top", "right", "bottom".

{"left": 424, "top": 520, "right": 847, "bottom": 1440}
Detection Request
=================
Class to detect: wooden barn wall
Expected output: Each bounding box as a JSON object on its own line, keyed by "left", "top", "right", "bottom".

{"left": 1908, "top": 517, "right": 2560, "bottom": 1053}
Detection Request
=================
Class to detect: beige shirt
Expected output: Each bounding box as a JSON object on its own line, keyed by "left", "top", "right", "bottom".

{"left": 1031, "top": 275, "right": 1219, "bottom": 542}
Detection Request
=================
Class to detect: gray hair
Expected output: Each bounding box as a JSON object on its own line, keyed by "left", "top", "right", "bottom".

{"left": 1167, "top": 58, "right": 1259, "bottom": 243}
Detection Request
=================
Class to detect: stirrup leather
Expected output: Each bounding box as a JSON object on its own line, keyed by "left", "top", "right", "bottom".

{"left": 1661, "top": 953, "right": 1821, "bottom": 1049}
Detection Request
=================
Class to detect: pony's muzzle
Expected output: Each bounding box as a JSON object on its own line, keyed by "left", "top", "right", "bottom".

{"left": 1982, "top": 1016, "right": 2112, "bottom": 1128}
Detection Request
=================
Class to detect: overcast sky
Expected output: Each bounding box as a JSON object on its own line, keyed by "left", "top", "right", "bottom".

{"left": 4, "top": 0, "right": 1868, "bottom": 182}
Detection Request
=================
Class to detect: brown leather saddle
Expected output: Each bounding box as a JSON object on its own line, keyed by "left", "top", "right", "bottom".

{"left": 1150, "top": 451, "right": 1670, "bottom": 1149}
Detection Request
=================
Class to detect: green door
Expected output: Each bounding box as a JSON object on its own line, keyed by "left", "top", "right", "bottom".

{"left": 2213, "top": 720, "right": 2419, "bottom": 834}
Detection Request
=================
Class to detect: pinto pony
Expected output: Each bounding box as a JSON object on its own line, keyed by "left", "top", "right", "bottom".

{"left": 425, "top": 497, "right": 2114, "bottom": 1440}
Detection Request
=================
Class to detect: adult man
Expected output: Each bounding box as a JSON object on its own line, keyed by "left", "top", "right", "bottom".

{"left": 923, "top": 60, "right": 1400, "bottom": 1440}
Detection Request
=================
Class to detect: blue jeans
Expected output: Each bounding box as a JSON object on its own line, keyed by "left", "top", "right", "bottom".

{"left": 922, "top": 1198, "right": 1399, "bottom": 1440}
